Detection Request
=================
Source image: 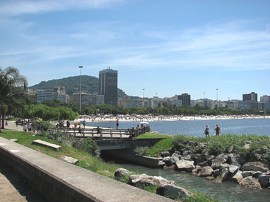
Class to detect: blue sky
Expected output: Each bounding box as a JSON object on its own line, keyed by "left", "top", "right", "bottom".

{"left": 0, "top": 0, "right": 270, "bottom": 100}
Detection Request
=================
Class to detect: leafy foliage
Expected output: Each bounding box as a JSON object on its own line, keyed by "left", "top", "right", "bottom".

{"left": 134, "top": 146, "right": 149, "bottom": 156}
{"left": 72, "top": 138, "right": 98, "bottom": 155}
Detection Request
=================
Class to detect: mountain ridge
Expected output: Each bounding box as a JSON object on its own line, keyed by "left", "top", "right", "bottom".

{"left": 29, "top": 75, "right": 127, "bottom": 98}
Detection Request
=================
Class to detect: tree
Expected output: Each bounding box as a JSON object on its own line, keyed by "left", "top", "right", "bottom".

{"left": 0, "top": 67, "right": 28, "bottom": 129}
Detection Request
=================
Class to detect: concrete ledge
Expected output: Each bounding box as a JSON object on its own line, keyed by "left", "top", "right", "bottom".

{"left": 0, "top": 137, "right": 173, "bottom": 202}
{"left": 32, "top": 139, "right": 61, "bottom": 151}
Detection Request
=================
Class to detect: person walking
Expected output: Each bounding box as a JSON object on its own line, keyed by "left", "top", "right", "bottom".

{"left": 204, "top": 125, "right": 209, "bottom": 137}
{"left": 215, "top": 124, "right": 221, "bottom": 136}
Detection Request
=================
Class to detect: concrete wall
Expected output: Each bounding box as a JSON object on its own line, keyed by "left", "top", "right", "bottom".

{"left": 0, "top": 137, "right": 173, "bottom": 202}
{"left": 102, "top": 149, "right": 160, "bottom": 168}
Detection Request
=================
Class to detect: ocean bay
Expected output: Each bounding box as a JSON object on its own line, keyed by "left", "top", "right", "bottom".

{"left": 86, "top": 118, "right": 270, "bottom": 136}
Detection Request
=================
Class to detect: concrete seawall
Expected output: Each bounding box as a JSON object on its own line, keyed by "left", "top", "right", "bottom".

{"left": 0, "top": 137, "right": 173, "bottom": 202}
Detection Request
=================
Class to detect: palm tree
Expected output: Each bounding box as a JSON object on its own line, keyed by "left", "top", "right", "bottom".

{"left": 0, "top": 67, "right": 28, "bottom": 129}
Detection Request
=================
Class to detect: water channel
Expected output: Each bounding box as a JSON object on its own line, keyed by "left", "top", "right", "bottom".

{"left": 93, "top": 118, "right": 270, "bottom": 201}
{"left": 120, "top": 163, "right": 270, "bottom": 202}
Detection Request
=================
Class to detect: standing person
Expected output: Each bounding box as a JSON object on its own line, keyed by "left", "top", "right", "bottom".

{"left": 215, "top": 124, "right": 221, "bottom": 136}
{"left": 82, "top": 119, "right": 86, "bottom": 129}
{"left": 23, "top": 123, "right": 28, "bottom": 132}
{"left": 204, "top": 125, "right": 209, "bottom": 137}
{"left": 116, "top": 119, "right": 119, "bottom": 129}
{"left": 66, "top": 120, "right": 70, "bottom": 128}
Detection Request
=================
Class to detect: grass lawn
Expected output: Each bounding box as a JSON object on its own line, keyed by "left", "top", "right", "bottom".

{"left": 0, "top": 129, "right": 119, "bottom": 178}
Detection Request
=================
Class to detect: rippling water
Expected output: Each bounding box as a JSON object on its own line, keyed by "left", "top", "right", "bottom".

{"left": 90, "top": 118, "right": 270, "bottom": 201}
{"left": 120, "top": 163, "right": 270, "bottom": 202}
{"left": 86, "top": 118, "right": 270, "bottom": 136}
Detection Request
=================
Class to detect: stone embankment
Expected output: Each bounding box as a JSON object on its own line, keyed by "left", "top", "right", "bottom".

{"left": 114, "top": 168, "right": 193, "bottom": 200}
{"left": 157, "top": 141, "right": 270, "bottom": 190}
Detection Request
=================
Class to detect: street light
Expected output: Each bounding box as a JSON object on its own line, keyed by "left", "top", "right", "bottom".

{"left": 79, "top": 66, "right": 83, "bottom": 114}
{"left": 142, "top": 88, "right": 145, "bottom": 107}
{"left": 216, "top": 88, "right": 219, "bottom": 109}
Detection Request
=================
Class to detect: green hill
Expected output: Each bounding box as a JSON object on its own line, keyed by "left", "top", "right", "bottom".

{"left": 29, "top": 75, "right": 127, "bottom": 98}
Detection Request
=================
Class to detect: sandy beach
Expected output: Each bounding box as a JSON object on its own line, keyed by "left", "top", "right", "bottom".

{"left": 76, "top": 114, "right": 270, "bottom": 123}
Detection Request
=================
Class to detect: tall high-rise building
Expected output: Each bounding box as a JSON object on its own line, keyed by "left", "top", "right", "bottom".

{"left": 243, "top": 92, "right": 257, "bottom": 102}
{"left": 99, "top": 68, "right": 118, "bottom": 106}
{"left": 177, "top": 93, "right": 191, "bottom": 106}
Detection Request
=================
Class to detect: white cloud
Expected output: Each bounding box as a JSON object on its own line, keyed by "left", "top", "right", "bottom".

{"left": 0, "top": 0, "right": 125, "bottom": 16}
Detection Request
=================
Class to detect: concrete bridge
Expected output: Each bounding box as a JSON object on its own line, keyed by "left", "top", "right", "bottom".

{"left": 62, "top": 127, "right": 155, "bottom": 151}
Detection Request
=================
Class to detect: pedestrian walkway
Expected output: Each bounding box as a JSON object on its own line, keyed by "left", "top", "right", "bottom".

{"left": 4, "top": 120, "right": 23, "bottom": 131}
{"left": 0, "top": 121, "right": 27, "bottom": 202}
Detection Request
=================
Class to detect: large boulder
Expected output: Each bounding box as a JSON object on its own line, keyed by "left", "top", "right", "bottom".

{"left": 231, "top": 170, "right": 243, "bottom": 184}
{"left": 175, "top": 160, "right": 195, "bottom": 172}
{"left": 197, "top": 166, "right": 213, "bottom": 177}
{"left": 258, "top": 174, "right": 270, "bottom": 188}
{"left": 240, "top": 176, "right": 261, "bottom": 189}
{"left": 160, "top": 151, "right": 171, "bottom": 158}
{"left": 242, "top": 171, "right": 263, "bottom": 178}
{"left": 211, "top": 154, "right": 228, "bottom": 169}
{"left": 114, "top": 168, "right": 132, "bottom": 181}
{"left": 156, "top": 184, "right": 192, "bottom": 199}
{"left": 227, "top": 153, "right": 245, "bottom": 166}
{"left": 228, "top": 165, "right": 240, "bottom": 175}
{"left": 241, "top": 161, "right": 269, "bottom": 172}
{"left": 129, "top": 174, "right": 175, "bottom": 187}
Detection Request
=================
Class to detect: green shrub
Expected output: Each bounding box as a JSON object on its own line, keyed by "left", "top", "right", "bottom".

{"left": 134, "top": 146, "right": 149, "bottom": 156}
{"left": 72, "top": 138, "right": 98, "bottom": 155}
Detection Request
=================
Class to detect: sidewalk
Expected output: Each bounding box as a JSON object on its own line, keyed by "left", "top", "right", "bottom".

{"left": 0, "top": 172, "right": 27, "bottom": 202}
{"left": 0, "top": 121, "right": 27, "bottom": 202}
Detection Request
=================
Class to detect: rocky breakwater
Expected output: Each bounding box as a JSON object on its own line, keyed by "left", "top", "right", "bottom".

{"left": 158, "top": 140, "right": 270, "bottom": 190}
{"left": 114, "top": 168, "right": 193, "bottom": 200}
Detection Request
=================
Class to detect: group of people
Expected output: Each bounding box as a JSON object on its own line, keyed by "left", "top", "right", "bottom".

{"left": 204, "top": 124, "right": 220, "bottom": 137}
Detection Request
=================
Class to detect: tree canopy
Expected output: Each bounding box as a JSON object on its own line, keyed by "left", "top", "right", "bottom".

{"left": 0, "top": 67, "right": 28, "bottom": 129}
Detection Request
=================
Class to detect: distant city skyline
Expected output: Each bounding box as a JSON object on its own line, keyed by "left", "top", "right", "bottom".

{"left": 0, "top": 0, "right": 269, "bottom": 100}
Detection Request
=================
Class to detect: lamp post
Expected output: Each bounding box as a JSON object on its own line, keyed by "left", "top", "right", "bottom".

{"left": 142, "top": 88, "right": 145, "bottom": 107}
{"left": 216, "top": 88, "right": 219, "bottom": 108}
{"left": 79, "top": 66, "right": 83, "bottom": 114}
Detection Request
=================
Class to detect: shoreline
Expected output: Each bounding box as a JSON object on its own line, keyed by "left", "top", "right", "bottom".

{"left": 76, "top": 114, "right": 270, "bottom": 123}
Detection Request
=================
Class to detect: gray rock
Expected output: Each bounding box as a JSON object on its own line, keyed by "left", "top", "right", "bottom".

{"left": 211, "top": 154, "right": 228, "bottom": 169}
{"left": 129, "top": 174, "right": 176, "bottom": 187}
{"left": 158, "top": 160, "right": 166, "bottom": 167}
{"left": 156, "top": 184, "right": 192, "bottom": 199}
{"left": 175, "top": 160, "right": 195, "bottom": 172}
{"left": 114, "top": 168, "right": 132, "bottom": 181}
{"left": 160, "top": 151, "right": 170, "bottom": 158}
{"left": 63, "top": 156, "right": 78, "bottom": 165}
{"left": 231, "top": 171, "right": 243, "bottom": 184}
{"left": 163, "top": 156, "right": 173, "bottom": 166}
{"left": 220, "top": 167, "right": 230, "bottom": 182}
{"left": 258, "top": 175, "right": 270, "bottom": 188}
{"left": 242, "top": 171, "right": 263, "bottom": 178}
{"left": 212, "top": 169, "right": 221, "bottom": 177}
{"left": 241, "top": 161, "right": 269, "bottom": 172}
{"left": 227, "top": 153, "right": 245, "bottom": 166}
{"left": 197, "top": 166, "right": 213, "bottom": 177}
{"left": 228, "top": 165, "right": 240, "bottom": 175}
{"left": 240, "top": 176, "right": 262, "bottom": 189}
{"left": 192, "top": 166, "right": 202, "bottom": 176}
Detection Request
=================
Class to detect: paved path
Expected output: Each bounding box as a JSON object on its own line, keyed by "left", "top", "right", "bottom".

{"left": 0, "top": 171, "right": 27, "bottom": 202}
{"left": 0, "top": 121, "right": 27, "bottom": 202}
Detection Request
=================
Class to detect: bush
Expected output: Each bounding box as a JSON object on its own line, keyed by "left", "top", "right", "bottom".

{"left": 72, "top": 138, "right": 98, "bottom": 155}
{"left": 134, "top": 146, "right": 149, "bottom": 156}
